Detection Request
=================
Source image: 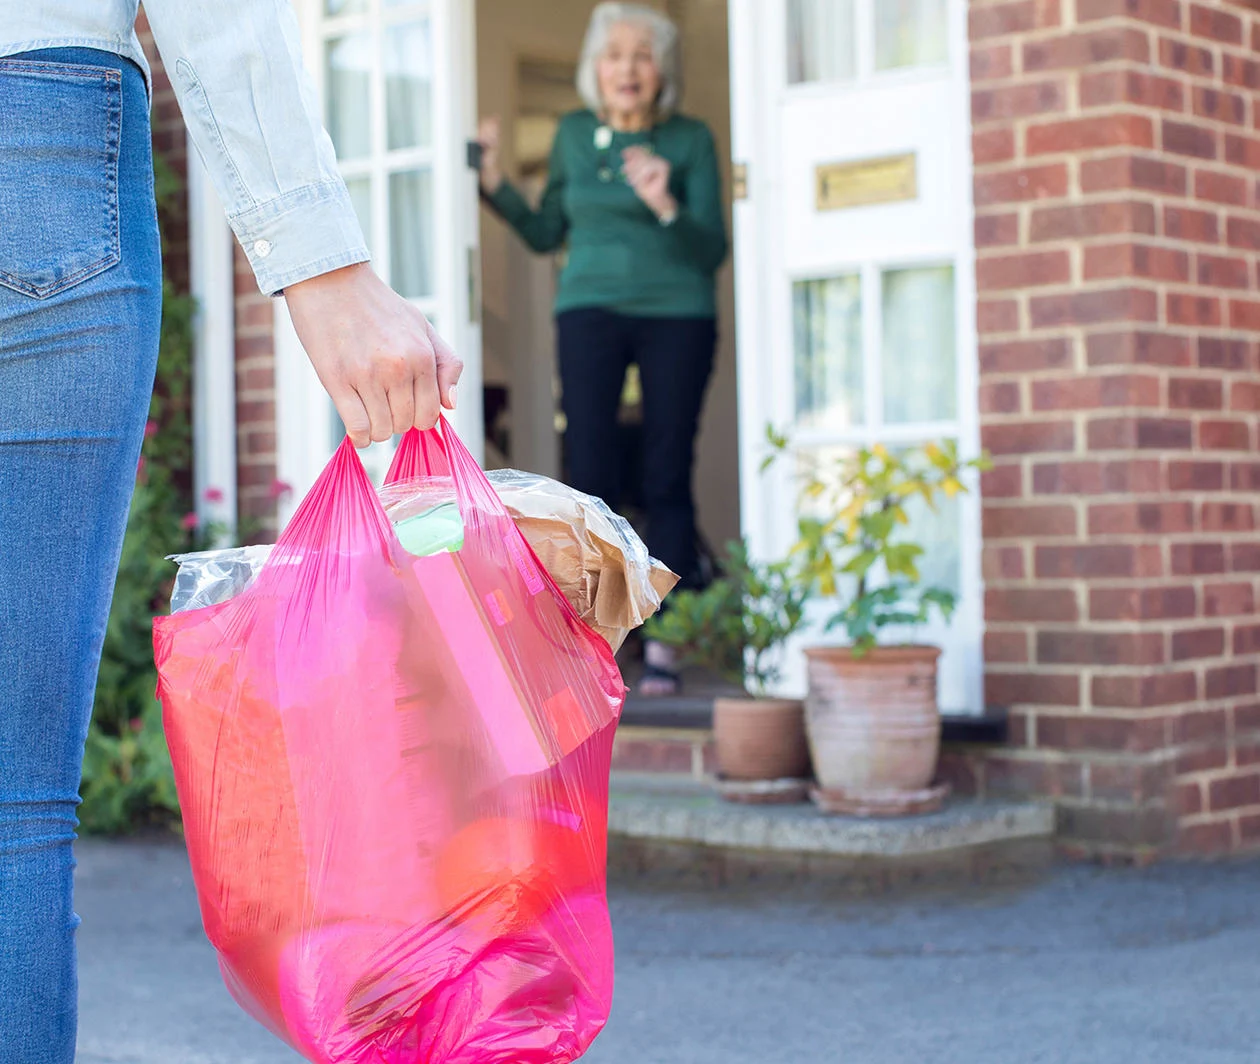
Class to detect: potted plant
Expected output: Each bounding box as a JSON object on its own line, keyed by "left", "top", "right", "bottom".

{"left": 645, "top": 541, "right": 813, "bottom": 802}
{"left": 771, "top": 433, "right": 989, "bottom": 816}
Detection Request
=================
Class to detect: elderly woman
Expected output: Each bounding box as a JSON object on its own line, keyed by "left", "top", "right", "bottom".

{"left": 478, "top": 1, "right": 726, "bottom": 696}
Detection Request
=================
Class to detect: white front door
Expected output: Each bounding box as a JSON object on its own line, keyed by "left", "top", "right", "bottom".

{"left": 276, "top": 0, "right": 483, "bottom": 511}
{"left": 729, "top": 0, "right": 981, "bottom": 713}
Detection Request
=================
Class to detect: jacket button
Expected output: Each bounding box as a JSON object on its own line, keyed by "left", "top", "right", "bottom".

{"left": 253, "top": 239, "right": 273, "bottom": 258}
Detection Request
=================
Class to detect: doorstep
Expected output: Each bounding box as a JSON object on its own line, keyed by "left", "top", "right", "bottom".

{"left": 606, "top": 772, "right": 1056, "bottom": 892}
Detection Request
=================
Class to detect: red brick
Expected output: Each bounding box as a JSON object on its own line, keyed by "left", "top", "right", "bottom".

{"left": 974, "top": 81, "right": 1069, "bottom": 124}
{"left": 1087, "top": 330, "right": 1191, "bottom": 366}
{"left": 1087, "top": 415, "right": 1192, "bottom": 450}
{"left": 1094, "top": 671, "right": 1197, "bottom": 708}
{"left": 1023, "top": 28, "right": 1150, "bottom": 72}
{"left": 975, "top": 164, "right": 1070, "bottom": 206}
{"left": 1176, "top": 708, "right": 1228, "bottom": 744}
{"left": 980, "top": 338, "right": 1072, "bottom": 373}
{"left": 1027, "top": 114, "right": 1154, "bottom": 155}
{"left": 977, "top": 250, "right": 1072, "bottom": 290}
{"left": 982, "top": 420, "right": 1076, "bottom": 455}
{"left": 978, "top": 299, "right": 1021, "bottom": 333}
{"left": 1169, "top": 376, "right": 1224, "bottom": 409}
{"left": 1169, "top": 459, "right": 1224, "bottom": 490}
{"left": 986, "top": 755, "right": 1085, "bottom": 799}
{"left": 1037, "top": 712, "right": 1167, "bottom": 751}
{"left": 1030, "top": 287, "right": 1158, "bottom": 327}
{"left": 1229, "top": 299, "right": 1260, "bottom": 330}
{"left": 1232, "top": 462, "right": 1260, "bottom": 491}
{"left": 1202, "top": 502, "right": 1255, "bottom": 532}
{"left": 1196, "top": 253, "right": 1250, "bottom": 289}
{"left": 979, "top": 381, "right": 1022, "bottom": 415}
{"left": 1177, "top": 820, "right": 1233, "bottom": 854}
{"left": 1235, "top": 623, "right": 1260, "bottom": 654}
{"left": 1089, "top": 501, "right": 1193, "bottom": 535}
{"left": 1164, "top": 119, "right": 1219, "bottom": 160}
{"left": 985, "top": 671, "right": 1080, "bottom": 707}
{"left": 1189, "top": 3, "right": 1243, "bottom": 45}
{"left": 1033, "top": 458, "right": 1161, "bottom": 494}
{"left": 1193, "top": 87, "right": 1247, "bottom": 127}
{"left": 1231, "top": 382, "right": 1260, "bottom": 410}
{"left": 982, "top": 463, "right": 1024, "bottom": 498}
{"left": 235, "top": 399, "right": 276, "bottom": 425}
{"left": 970, "top": 0, "right": 1063, "bottom": 39}
{"left": 1038, "top": 630, "right": 1164, "bottom": 666}
{"left": 1178, "top": 742, "right": 1229, "bottom": 773}
{"left": 1204, "top": 581, "right": 1255, "bottom": 616}
{"left": 1175, "top": 782, "right": 1204, "bottom": 817}
{"left": 1159, "top": 35, "right": 1215, "bottom": 76}
{"left": 1166, "top": 292, "right": 1222, "bottom": 327}
{"left": 1226, "top": 215, "right": 1260, "bottom": 250}
{"left": 1090, "top": 585, "right": 1196, "bottom": 621}
{"left": 971, "top": 43, "right": 1014, "bottom": 82}
{"left": 984, "top": 545, "right": 1027, "bottom": 581}
{"left": 1199, "top": 419, "right": 1251, "bottom": 449}
{"left": 1172, "top": 626, "right": 1227, "bottom": 660}
{"left": 1224, "top": 132, "right": 1260, "bottom": 169}
{"left": 1081, "top": 154, "right": 1187, "bottom": 195}
{"left": 1241, "top": 813, "right": 1260, "bottom": 843}
{"left": 1239, "top": 704, "right": 1260, "bottom": 731}
{"left": 973, "top": 128, "right": 1017, "bottom": 166}
{"left": 976, "top": 212, "right": 1021, "bottom": 247}
{"left": 1077, "top": 0, "right": 1182, "bottom": 29}
{"left": 983, "top": 505, "right": 1078, "bottom": 538}
{"left": 1031, "top": 374, "right": 1160, "bottom": 410}
{"left": 1207, "top": 663, "right": 1260, "bottom": 700}
{"left": 1036, "top": 543, "right": 1162, "bottom": 578}
{"left": 1032, "top": 200, "right": 1157, "bottom": 243}
{"left": 1222, "top": 51, "right": 1260, "bottom": 90}
{"left": 1233, "top": 543, "right": 1260, "bottom": 572}
{"left": 985, "top": 630, "right": 1030, "bottom": 664}
{"left": 1199, "top": 337, "right": 1253, "bottom": 371}
{"left": 1209, "top": 772, "right": 1260, "bottom": 810}
{"left": 986, "top": 587, "right": 1079, "bottom": 622}
{"left": 1172, "top": 542, "right": 1227, "bottom": 574}
{"left": 1195, "top": 168, "right": 1247, "bottom": 206}
{"left": 1164, "top": 205, "right": 1220, "bottom": 243}
{"left": 1084, "top": 242, "right": 1189, "bottom": 282}
{"left": 1079, "top": 69, "right": 1185, "bottom": 110}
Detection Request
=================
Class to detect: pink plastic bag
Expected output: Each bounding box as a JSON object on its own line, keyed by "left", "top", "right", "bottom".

{"left": 154, "top": 423, "right": 624, "bottom": 1063}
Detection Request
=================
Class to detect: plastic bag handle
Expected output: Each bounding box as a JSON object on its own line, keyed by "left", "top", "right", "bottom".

{"left": 386, "top": 423, "right": 511, "bottom": 524}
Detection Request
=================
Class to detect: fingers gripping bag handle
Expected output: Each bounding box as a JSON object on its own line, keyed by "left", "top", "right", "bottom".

{"left": 155, "top": 434, "right": 623, "bottom": 1063}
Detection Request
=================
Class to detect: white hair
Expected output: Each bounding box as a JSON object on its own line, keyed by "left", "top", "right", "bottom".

{"left": 576, "top": 3, "right": 683, "bottom": 118}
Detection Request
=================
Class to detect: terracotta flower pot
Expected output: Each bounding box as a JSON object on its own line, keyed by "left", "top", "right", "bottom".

{"left": 803, "top": 646, "right": 943, "bottom": 813}
{"left": 713, "top": 696, "right": 811, "bottom": 783}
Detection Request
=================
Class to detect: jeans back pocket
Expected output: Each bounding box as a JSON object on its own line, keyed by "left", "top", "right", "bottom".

{"left": 0, "top": 59, "right": 121, "bottom": 299}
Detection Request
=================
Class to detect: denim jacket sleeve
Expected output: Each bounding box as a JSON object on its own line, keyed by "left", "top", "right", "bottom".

{"left": 143, "top": 0, "right": 369, "bottom": 296}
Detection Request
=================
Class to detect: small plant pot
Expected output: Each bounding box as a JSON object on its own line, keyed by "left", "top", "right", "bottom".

{"left": 803, "top": 645, "right": 942, "bottom": 816}
{"left": 712, "top": 696, "right": 811, "bottom": 789}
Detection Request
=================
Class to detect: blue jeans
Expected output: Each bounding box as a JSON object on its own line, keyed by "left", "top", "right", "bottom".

{"left": 0, "top": 48, "right": 161, "bottom": 1063}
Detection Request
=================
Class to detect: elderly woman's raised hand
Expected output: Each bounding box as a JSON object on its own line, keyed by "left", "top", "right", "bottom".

{"left": 622, "top": 145, "right": 676, "bottom": 220}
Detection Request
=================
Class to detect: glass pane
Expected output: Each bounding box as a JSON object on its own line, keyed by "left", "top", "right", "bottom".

{"left": 385, "top": 20, "right": 434, "bottom": 151}
{"left": 875, "top": 0, "right": 949, "bottom": 71}
{"left": 901, "top": 476, "right": 961, "bottom": 597}
{"left": 389, "top": 169, "right": 434, "bottom": 298}
{"left": 325, "top": 0, "right": 367, "bottom": 14}
{"left": 787, "top": 0, "right": 855, "bottom": 85}
{"left": 344, "top": 176, "right": 372, "bottom": 254}
{"left": 882, "top": 266, "right": 955, "bottom": 425}
{"left": 325, "top": 34, "right": 373, "bottom": 161}
{"left": 793, "top": 275, "right": 863, "bottom": 432}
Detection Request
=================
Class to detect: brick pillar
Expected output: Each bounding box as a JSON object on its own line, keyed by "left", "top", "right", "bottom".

{"left": 972, "top": 0, "right": 1260, "bottom": 857}
{"left": 234, "top": 245, "right": 280, "bottom": 537}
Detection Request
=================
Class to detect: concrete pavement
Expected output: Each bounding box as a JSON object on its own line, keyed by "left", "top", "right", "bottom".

{"left": 76, "top": 838, "right": 1260, "bottom": 1064}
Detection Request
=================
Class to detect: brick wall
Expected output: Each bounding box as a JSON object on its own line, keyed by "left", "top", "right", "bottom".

{"left": 234, "top": 245, "right": 280, "bottom": 535}
{"left": 972, "top": 0, "right": 1260, "bottom": 857}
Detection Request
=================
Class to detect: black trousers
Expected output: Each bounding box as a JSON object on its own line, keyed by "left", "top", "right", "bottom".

{"left": 556, "top": 307, "right": 716, "bottom": 591}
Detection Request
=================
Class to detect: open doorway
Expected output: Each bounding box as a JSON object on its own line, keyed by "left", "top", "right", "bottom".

{"left": 473, "top": 0, "right": 742, "bottom": 577}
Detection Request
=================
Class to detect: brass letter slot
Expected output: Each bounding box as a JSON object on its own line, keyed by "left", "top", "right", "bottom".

{"left": 816, "top": 153, "right": 917, "bottom": 212}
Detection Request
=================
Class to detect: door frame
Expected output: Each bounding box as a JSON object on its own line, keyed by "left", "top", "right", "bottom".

{"left": 728, "top": 0, "right": 983, "bottom": 710}
{"left": 275, "top": 0, "right": 484, "bottom": 523}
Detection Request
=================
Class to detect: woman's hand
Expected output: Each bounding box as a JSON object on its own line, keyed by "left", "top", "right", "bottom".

{"left": 623, "top": 145, "right": 676, "bottom": 219}
{"left": 284, "top": 263, "right": 462, "bottom": 448}
{"left": 476, "top": 116, "right": 504, "bottom": 195}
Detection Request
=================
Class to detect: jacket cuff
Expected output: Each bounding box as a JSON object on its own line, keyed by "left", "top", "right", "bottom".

{"left": 229, "top": 179, "right": 371, "bottom": 296}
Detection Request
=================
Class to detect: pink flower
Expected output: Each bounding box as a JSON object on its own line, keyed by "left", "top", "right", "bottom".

{"left": 204, "top": 486, "right": 225, "bottom": 504}
{"left": 136, "top": 456, "right": 147, "bottom": 483}
{"left": 144, "top": 419, "right": 158, "bottom": 438}
{"left": 180, "top": 511, "right": 200, "bottom": 531}
{"left": 129, "top": 718, "right": 144, "bottom": 733}
{"left": 269, "top": 478, "right": 294, "bottom": 501}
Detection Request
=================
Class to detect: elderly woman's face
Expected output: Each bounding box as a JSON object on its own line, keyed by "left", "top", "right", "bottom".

{"left": 597, "top": 21, "right": 661, "bottom": 116}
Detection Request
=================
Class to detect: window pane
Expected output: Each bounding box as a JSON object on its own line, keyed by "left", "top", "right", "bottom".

{"left": 325, "top": 0, "right": 367, "bottom": 14}
{"left": 389, "top": 169, "right": 434, "bottom": 298}
{"left": 881, "top": 266, "right": 955, "bottom": 425}
{"left": 875, "top": 0, "right": 949, "bottom": 71}
{"left": 901, "top": 480, "right": 961, "bottom": 597}
{"left": 385, "top": 20, "right": 434, "bottom": 151}
{"left": 787, "top": 0, "right": 855, "bottom": 85}
{"left": 344, "top": 176, "right": 372, "bottom": 254}
{"left": 793, "top": 275, "right": 863, "bottom": 432}
{"left": 325, "top": 34, "right": 373, "bottom": 160}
